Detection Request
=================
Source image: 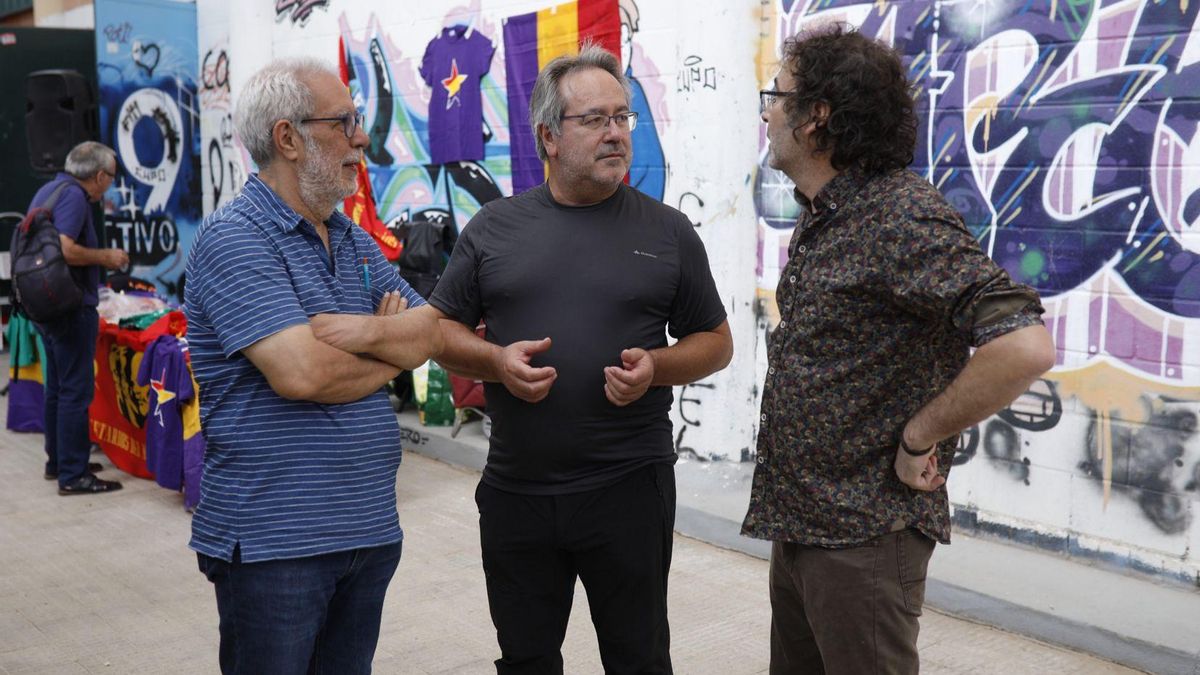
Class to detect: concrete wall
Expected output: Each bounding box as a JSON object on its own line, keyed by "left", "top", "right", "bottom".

{"left": 194, "top": 0, "right": 1200, "bottom": 585}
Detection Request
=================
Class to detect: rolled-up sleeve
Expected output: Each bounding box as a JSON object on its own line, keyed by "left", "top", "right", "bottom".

{"left": 878, "top": 211, "right": 1045, "bottom": 347}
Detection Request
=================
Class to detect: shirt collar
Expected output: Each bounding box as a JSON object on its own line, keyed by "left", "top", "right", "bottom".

{"left": 243, "top": 173, "right": 353, "bottom": 235}
{"left": 791, "top": 166, "right": 868, "bottom": 217}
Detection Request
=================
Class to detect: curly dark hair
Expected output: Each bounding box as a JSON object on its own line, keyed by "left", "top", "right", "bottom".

{"left": 780, "top": 24, "right": 918, "bottom": 174}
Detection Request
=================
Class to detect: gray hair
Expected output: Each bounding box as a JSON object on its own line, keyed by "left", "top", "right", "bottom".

{"left": 530, "top": 44, "right": 631, "bottom": 161}
{"left": 234, "top": 57, "right": 337, "bottom": 168}
{"left": 64, "top": 141, "right": 116, "bottom": 179}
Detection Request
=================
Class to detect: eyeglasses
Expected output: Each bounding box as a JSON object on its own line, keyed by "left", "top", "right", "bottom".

{"left": 560, "top": 111, "right": 639, "bottom": 132}
{"left": 759, "top": 89, "right": 790, "bottom": 114}
{"left": 300, "top": 111, "right": 365, "bottom": 139}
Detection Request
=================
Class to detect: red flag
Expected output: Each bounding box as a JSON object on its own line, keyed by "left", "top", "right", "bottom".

{"left": 339, "top": 36, "right": 403, "bottom": 260}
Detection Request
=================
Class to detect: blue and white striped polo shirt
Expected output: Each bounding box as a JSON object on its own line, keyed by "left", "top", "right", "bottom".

{"left": 184, "top": 174, "right": 425, "bottom": 563}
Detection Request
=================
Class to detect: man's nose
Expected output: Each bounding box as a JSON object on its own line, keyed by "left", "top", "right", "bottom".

{"left": 601, "top": 119, "right": 627, "bottom": 141}
{"left": 350, "top": 123, "right": 369, "bottom": 148}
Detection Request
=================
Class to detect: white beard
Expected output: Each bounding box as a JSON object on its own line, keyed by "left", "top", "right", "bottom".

{"left": 297, "top": 134, "right": 359, "bottom": 221}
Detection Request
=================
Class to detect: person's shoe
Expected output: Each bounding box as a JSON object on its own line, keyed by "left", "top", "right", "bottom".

{"left": 58, "top": 474, "right": 123, "bottom": 495}
{"left": 44, "top": 462, "right": 104, "bottom": 480}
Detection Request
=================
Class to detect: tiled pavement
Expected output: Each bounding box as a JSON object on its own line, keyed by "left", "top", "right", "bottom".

{"left": 0, "top": 405, "right": 1139, "bottom": 674}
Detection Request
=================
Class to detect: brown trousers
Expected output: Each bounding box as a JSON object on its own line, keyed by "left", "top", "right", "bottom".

{"left": 769, "top": 529, "right": 936, "bottom": 675}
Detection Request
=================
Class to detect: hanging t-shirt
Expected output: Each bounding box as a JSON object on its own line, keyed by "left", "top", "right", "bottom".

{"left": 420, "top": 25, "right": 495, "bottom": 164}
{"left": 137, "top": 334, "right": 206, "bottom": 509}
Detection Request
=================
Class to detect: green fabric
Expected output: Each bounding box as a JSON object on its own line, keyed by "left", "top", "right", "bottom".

{"left": 117, "top": 308, "right": 173, "bottom": 330}
{"left": 5, "top": 313, "right": 47, "bottom": 381}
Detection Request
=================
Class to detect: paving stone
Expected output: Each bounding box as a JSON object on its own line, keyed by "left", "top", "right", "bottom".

{"left": 0, "top": 363, "right": 1139, "bottom": 674}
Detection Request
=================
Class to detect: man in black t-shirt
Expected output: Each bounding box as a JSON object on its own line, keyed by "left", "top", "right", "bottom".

{"left": 429, "top": 45, "right": 733, "bottom": 673}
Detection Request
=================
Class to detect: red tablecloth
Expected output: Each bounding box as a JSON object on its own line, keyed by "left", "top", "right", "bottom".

{"left": 89, "top": 311, "right": 187, "bottom": 478}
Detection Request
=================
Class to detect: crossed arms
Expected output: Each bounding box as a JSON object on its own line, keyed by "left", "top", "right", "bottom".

{"left": 243, "top": 292, "right": 443, "bottom": 404}
{"left": 241, "top": 297, "right": 731, "bottom": 407}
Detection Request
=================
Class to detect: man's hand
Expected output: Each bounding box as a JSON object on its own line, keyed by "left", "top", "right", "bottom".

{"left": 603, "top": 348, "right": 655, "bottom": 407}
{"left": 307, "top": 291, "right": 407, "bottom": 349}
{"left": 894, "top": 444, "right": 946, "bottom": 491}
{"left": 103, "top": 248, "right": 129, "bottom": 271}
{"left": 376, "top": 290, "right": 408, "bottom": 316}
{"left": 496, "top": 337, "right": 556, "bottom": 403}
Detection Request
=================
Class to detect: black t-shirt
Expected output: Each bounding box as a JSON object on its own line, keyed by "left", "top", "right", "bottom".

{"left": 430, "top": 183, "right": 727, "bottom": 494}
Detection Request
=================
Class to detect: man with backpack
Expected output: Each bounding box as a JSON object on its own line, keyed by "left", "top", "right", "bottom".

{"left": 25, "top": 141, "right": 129, "bottom": 494}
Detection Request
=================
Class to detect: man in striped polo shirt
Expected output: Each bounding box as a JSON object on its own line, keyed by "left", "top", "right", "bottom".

{"left": 184, "top": 58, "right": 442, "bottom": 674}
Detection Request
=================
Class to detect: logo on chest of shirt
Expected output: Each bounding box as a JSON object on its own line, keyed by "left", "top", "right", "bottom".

{"left": 633, "top": 249, "right": 658, "bottom": 259}
{"left": 441, "top": 58, "right": 468, "bottom": 109}
{"left": 150, "top": 366, "right": 177, "bottom": 428}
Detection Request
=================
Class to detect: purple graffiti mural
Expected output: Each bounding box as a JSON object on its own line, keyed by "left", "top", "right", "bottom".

{"left": 757, "top": 0, "right": 1200, "bottom": 384}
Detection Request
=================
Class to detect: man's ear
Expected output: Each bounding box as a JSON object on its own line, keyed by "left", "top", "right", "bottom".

{"left": 273, "top": 119, "right": 304, "bottom": 162}
{"left": 809, "top": 101, "right": 831, "bottom": 131}
{"left": 538, "top": 123, "right": 558, "bottom": 159}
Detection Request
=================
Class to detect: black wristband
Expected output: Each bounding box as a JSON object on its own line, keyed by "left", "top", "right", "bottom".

{"left": 900, "top": 436, "right": 935, "bottom": 457}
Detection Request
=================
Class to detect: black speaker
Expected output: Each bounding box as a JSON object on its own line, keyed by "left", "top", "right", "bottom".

{"left": 25, "top": 69, "right": 98, "bottom": 174}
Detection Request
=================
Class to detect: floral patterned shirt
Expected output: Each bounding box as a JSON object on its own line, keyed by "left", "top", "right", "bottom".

{"left": 741, "top": 168, "right": 1045, "bottom": 547}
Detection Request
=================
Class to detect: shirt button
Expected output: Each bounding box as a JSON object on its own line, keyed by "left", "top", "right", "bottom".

{"left": 779, "top": 320, "right": 786, "bottom": 329}
{"left": 789, "top": 275, "right": 796, "bottom": 283}
{"left": 760, "top": 413, "right": 767, "bottom": 422}
{"left": 768, "top": 367, "right": 775, "bottom": 375}
{"left": 829, "top": 202, "right": 838, "bottom": 210}
{"left": 797, "top": 246, "right": 806, "bottom": 253}
{"left": 757, "top": 456, "right": 765, "bottom": 464}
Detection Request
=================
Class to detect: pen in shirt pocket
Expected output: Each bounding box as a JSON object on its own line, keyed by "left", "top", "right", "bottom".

{"left": 361, "top": 256, "right": 371, "bottom": 293}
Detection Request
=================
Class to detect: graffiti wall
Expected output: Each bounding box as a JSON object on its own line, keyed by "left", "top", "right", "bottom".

{"left": 197, "top": 0, "right": 251, "bottom": 216}
{"left": 96, "top": 0, "right": 201, "bottom": 303}
{"left": 756, "top": 0, "right": 1200, "bottom": 582}
{"left": 194, "top": 0, "right": 1197, "bottom": 582}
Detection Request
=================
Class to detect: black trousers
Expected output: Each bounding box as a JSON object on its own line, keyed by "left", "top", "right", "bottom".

{"left": 475, "top": 463, "right": 676, "bottom": 675}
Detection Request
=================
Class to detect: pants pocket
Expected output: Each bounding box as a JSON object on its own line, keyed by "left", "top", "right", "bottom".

{"left": 650, "top": 463, "right": 676, "bottom": 526}
{"left": 197, "top": 552, "right": 229, "bottom": 584}
{"left": 896, "top": 530, "right": 935, "bottom": 616}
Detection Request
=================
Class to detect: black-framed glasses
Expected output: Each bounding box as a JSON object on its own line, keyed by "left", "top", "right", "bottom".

{"left": 759, "top": 89, "right": 790, "bottom": 114}
{"left": 300, "top": 111, "right": 365, "bottom": 138}
{"left": 561, "top": 111, "right": 639, "bottom": 132}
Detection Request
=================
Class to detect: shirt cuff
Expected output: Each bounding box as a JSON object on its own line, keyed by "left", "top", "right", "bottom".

{"left": 971, "top": 305, "right": 1044, "bottom": 347}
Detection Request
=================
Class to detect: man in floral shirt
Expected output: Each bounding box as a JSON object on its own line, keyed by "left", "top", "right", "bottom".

{"left": 744, "top": 24, "right": 1056, "bottom": 673}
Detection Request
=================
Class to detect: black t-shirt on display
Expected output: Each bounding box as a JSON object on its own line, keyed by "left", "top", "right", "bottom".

{"left": 430, "top": 183, "right": 727, "bottom": 495}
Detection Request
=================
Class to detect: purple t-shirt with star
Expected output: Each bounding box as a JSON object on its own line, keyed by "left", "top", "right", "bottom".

{"left": 420, "top": 26, "right": 495, "bottom": 164}
{"left": 137, "top": 334, "right": 205, "bottom": 510}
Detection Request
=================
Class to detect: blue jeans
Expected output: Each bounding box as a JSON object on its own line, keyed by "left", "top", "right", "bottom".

{"left": 197, "top": 542, "right": 402, "bottom": 675}
{"left": 35, "top": 305, "right": 99, "bottom": 486}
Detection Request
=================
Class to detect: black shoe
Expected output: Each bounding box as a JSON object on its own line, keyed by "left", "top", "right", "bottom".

{"left": 44, "top": 462, "right": 104, "bottom": 480}
{"left": 58, "top": 474, "right": 123, "bottom": 495}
